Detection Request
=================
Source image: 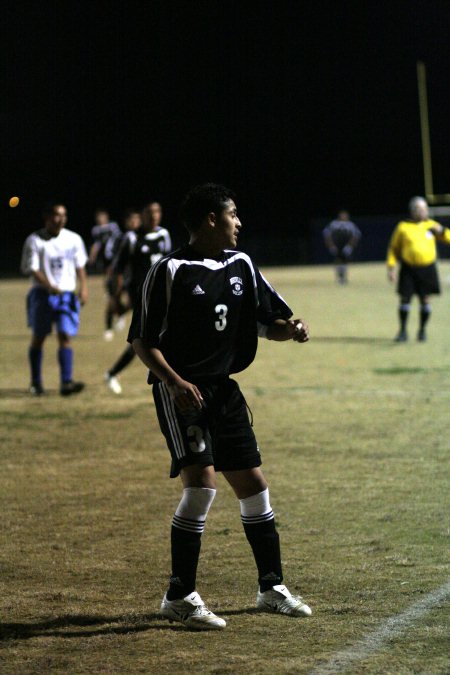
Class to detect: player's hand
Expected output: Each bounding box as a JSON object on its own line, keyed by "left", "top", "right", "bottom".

{"left": 78, "top": 287, "right": 88, "bottom": 305}
{"left": 267, "top": 319, "right": 309, "bottom": 342}
{"left": 166, "top": 377, "right": 204, "bottom": 411}
{"left": 47, "top": 285, "right": 62, "bottom": 295}
{"left": 290, "top": 318, "right": 309, "bottom": 343}
{"left": 387, "top": 268, "right": 396, "bottom": 283}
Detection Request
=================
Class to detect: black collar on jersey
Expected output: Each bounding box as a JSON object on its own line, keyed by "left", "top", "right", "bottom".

{"left": 183, "top": 244, "right": 229, "bottom": 262}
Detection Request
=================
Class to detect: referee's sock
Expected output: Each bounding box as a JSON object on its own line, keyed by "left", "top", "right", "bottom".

{"left": 167, "top": 487, "right": 216, "bottom": 600}
{"left": 419, "top": 303, "right": 431, "bottom": 330}
{"left": 29, "top": 347, "right": 43, "bottom": 386}
{"left": 240, "top": 489, "right": 283, "bottom": 592}
{"left": 398, "top": 303, "right": 410, "bottom": 332}
{"left": 58, "top": 347, "right": 73, "bottom": 384}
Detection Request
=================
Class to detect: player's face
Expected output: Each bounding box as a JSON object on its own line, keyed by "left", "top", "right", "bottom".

{"left": 143, "top": 202, "right": 162, "bottom": 227}
{"left": 125, "top": 213, "right": 141, "bottom": 230}
{"left": 46, "top": 205, "right": 67, "bottom": 236}
{"left": 96, "top": 212, "right": 109, "bottom": 225}
{"left": 214, "top": 200, "right": 242, "bottom": 249}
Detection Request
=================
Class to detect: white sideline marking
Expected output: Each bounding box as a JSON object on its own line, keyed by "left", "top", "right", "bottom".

{"left": 310, "top": 581, "right": 450, "bottom": 674}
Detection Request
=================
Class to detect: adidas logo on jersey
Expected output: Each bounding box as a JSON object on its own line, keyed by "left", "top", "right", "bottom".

{"left": 192, "top": 284, "right": 205, "bottom": 295}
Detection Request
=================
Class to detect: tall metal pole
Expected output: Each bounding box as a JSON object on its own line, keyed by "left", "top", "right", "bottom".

{"left": 416, "top": 61, "right": 434, "bottom": 202}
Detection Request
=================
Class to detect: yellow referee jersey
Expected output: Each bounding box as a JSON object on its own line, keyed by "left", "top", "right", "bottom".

{"left": 386, "top": 219, "right": 450, "bottom": 267}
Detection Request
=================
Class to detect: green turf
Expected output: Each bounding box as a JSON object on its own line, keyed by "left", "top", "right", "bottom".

{"left": 0, "top": 263, "right": 449, "bottom": 674}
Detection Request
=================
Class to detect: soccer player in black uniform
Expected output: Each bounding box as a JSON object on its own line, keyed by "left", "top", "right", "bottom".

{"left": 104, "top": 205, "right": 171, "bottom": 394}
{"left": 88, "top": 209, "right": 123, "bottom": 341}
{"left": 323, "top": 210, "right": 361, "bottom": 284}
{"left": 129, "top": 183, "right": 312, "bottom": 630}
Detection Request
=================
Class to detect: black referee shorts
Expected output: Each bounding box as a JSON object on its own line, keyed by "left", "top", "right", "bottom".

{"left": 398, "top": 262, "right": 440, "bottom": 298}
{"left": 153, "top": 378, "right": 261, "bottom": 478}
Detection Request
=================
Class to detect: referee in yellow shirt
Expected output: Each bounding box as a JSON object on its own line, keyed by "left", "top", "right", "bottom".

{"left": 387, "top": 196, "right": 450, "bottom": 341}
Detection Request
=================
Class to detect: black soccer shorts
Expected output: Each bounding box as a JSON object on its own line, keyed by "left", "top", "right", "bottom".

{"left": 398, "top": 262, "right": 440, "bottom": 298}
{"left": 153, "top": 377, "right": 261, "bottom": 478}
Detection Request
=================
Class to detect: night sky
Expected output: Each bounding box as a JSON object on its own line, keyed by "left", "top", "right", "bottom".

{"left": 2, "top": 0, "right": 450, "bottom": 264}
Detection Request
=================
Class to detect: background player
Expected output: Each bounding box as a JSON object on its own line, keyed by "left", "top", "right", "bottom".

{"left": 387, "top": 196, "right": 450, "bottom": 342}
{"left": 104, "top": 204, "right": 171, "bottom": 394}
{"left": 89, "top": 208, "right": 121, "bottom": 272}
{"left": 21, "top": 203, "right": 88, "bottom": 395}
{"left": 88, "top": 208, "right": 123, "bottom": 341}
{"left": 323, "top": 210, "right": 361, "bottom": 284}
{"left": 129, "top": 183, "right": 312, "bottom": 630}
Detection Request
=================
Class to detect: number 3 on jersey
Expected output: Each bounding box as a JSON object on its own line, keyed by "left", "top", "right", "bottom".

{"left": 214, "top": 304, "right": 228, "bottom": 331}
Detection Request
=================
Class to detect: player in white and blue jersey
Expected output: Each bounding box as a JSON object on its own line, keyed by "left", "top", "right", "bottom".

{"left": 129, "top": 184, "right": 312, "bottom": 630}
{"left": 21, "top": 203, "right": 88, "bottom": 396}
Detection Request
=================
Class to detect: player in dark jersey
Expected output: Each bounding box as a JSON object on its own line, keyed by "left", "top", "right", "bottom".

{"left": 89, "top": 209, "right": 122, "bottom": 271}
{"left": 104, "top": 205, "right": 171, "bottom": 394}
{"left": 323, "top": 210, "right": 361, "bottom": 284}
{"left": 128, "top": 183, "right": 312, "bottom": 630}
{"left": 88, "top": 209, "right": 124, "bottom": 341}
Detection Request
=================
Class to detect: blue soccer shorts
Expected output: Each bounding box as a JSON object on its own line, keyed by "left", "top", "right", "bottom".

{"left": 153, "top": 377, "right": 261, "bottom": 478}
{"left": 27, "top": 287, "right": 80, "bottom": 337}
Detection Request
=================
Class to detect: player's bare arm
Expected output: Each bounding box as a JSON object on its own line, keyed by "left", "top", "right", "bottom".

{"left": 132, "top": 338, "right": 203, "bottom": 411}
{"left": 31, "top": 270, "right": 61, "bottom": 295}
{"left": 76, "top": 267, "right": 88, "bottom": 305}
{"left": 267, "top": 318, "right": 309, "bottom": 343}
{"left": 88, "top": 242, "right": 100, "bottom": 265}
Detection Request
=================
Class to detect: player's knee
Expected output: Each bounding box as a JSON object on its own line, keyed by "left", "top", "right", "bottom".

{"left": 175, "top": 487, "right": 216, "bottom": 522}
{"left": 225, "top": 468, "right": 268, "bottom": 499}
{"left": 57, "top": 332, "right": 71, "bottom": 347}
{"left": 31, "top": 335, "right": 46, "bottom": 349}
{"left": 181, "top": 464, "right": 216, "bottom": 490}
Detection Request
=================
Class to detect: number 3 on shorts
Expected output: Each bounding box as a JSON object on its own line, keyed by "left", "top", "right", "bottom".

{"left": 187, "top": 425, "right": 206, "bottom": 453}
{"left": 214, "top": 304, "right": 228, "bottom": 331}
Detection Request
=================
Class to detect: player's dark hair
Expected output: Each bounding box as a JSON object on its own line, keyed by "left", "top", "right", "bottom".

{"left": 180, "top": 183, "right": 236, "bottom": 232}
{"left": 42, "top": 202, "right": 65, "bottom": 219}
{"left": 122, "top": 207, "right": 140, "bottom": 221}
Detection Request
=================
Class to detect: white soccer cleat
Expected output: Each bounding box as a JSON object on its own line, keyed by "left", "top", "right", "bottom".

{"left": 103, "top": 329, "right": 114, "bottom": 341}
{"left": 160, "top": 591, "right": 226, "bottom": 630}
{"left": 256, "top": 584, "right": 312, "bottom": 617}
{"left": 104, "top": 373, "right": 122, "bottom": 395}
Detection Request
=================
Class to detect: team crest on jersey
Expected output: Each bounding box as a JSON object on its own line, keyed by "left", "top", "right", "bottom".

{"left": 230, "top": 276, "right": 243, "bottom": 296}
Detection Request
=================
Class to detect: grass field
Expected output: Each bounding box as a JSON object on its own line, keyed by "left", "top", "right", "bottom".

{"left": 0, "top": 263, "right": 449, "bottom": 674}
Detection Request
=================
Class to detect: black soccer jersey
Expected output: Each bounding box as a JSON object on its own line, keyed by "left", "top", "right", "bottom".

{"left": 113, "top": 225, "right": 171, "bottom": 298}
{"left": 128, "top": 245, "right": 293, "bottom": 381}
{"left": 91, "top": 221, "right": 122, "bottom": 264}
